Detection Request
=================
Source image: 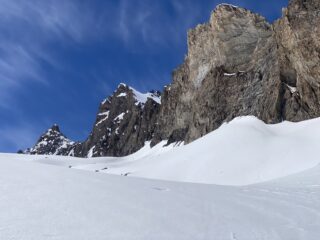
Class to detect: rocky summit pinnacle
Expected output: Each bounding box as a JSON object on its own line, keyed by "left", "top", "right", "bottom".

{"left": 71, "top": 84, "right": 161, "bottom": 157}
{"left": 51, "top": 124, "right": 60, "bottom": 132}
{"left": 24, "top": 125, "right": 74, "bottom": 156}
{"left": 25, "top": 0, "right": 320, "bottom": 157}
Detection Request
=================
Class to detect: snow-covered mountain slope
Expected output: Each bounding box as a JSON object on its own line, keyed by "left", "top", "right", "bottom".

{"left": 21, "top": 116, "right": 320, "bottom": 186}
{"left": 1, "top": 151, "right": 320, "bottom": 240}
{"left": 125, "top": 116, "right": 320, "bottom": 185}
{"left": 127, "top": 85, "right": 161, "bottom": 106}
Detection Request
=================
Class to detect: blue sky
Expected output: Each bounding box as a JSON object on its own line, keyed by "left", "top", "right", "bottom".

{"left": 0, "top": 0, "right": 288, "bottom": 152}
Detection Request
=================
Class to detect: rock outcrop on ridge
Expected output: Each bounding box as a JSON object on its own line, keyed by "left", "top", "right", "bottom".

{"left": 24, "top": 124, "right": 75, "bottom": 156}
{"left": 73, "top": 84, "right": 161, "bottom": 157}
{"left": 25, "top": 0, "right": 320, "bottom": 157}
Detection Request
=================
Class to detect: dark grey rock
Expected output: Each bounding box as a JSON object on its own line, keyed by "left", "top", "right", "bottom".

{"left": 75, "top": 84, "right": 161, "bottom": 157}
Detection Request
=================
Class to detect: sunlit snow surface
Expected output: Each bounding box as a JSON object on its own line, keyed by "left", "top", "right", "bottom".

{"left": 1, "top": 116, "right": 320, "bottom": 239}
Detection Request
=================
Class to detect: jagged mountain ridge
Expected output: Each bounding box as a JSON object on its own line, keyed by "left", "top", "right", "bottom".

{"left": 25, "top": 84, "right": 161, "bottom": 157}
{"left": 25, "top": 0, "right": 320, "bottom": 157}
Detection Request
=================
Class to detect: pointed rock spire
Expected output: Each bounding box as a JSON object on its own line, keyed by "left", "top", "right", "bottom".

{"left": 50, "top": 124, "right": 60, "bottom": 132}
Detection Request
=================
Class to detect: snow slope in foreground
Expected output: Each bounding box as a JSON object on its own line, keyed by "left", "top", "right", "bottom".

{"left": 1, "top": 153, "right": 320, "bottom": 240}
{"left": 2, "top": 116, "right": 320, "bottom": 239}
{"left": 21, "top": 116, "right": 320, "bottom": 186}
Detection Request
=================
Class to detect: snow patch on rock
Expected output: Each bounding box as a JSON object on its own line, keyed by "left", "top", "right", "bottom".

{"left": 96, "top": 115, "right": 109, "bottom": 126}
{"left": 130, "top": 87, "right": 161, "bottom": 105}
{"left": 87, "top": 146, "right": 95, "bottom": 158}
{"left": 117, "top": 93, "right": 127, "bottom": 98}
{"left": 286, "top": 84, "right": 298, "bottom": 94}
{"left": 114, "top": 112, "right": 125, "bottom": 123}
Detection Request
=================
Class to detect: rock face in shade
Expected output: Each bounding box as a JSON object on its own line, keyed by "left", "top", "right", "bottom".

{"left": 73, "top": 84, "right": 161, "bottom": 157}
{"left": 273, "top": 0, "right": 320, "bottom": 121}
{"left": 25, "top": 0, "right": 320, "bottom": 157}
{"left": 24, "top": 125, "right": 75, "bottom": 156}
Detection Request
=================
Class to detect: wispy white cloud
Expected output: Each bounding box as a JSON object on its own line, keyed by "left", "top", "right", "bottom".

{"left": 0, "top": 123, "right": 41, "bottom": 152}
{"left": 0, "top": 0, "right": 121, "bottom": 151}
{"left": 0, "top": 0, "right": 212, "bottom": 109}
{"left": 0, "top": 0, "right": 100, "bottom": 109}
{"left": 0, "top": 0, "right": 98, "bottom": 42}
{"left": 115, "top": 0, "right": 206, "bottom": 50}
{"left": 0, "top": 43, "right": 44, "bottom": 108}
{"left": 0, "top": 0, "right": 286, "bottom": 107}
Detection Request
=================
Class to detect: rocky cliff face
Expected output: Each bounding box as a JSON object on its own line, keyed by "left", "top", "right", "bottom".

{"left": 26, "top": 0, "right": 320, "bottom": 157}
{"left": 274, "top": 0, "right": 320, "bottom": 121}
{"left": 152, "top": 4, "right": 281, "bottom": 144}
{"left": 152, "top": 1, "right": 320, "bottom": 144}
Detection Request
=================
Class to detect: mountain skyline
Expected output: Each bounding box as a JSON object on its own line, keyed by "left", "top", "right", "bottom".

{"left": 0, "top": 0, "right": 288, "bottom": 152}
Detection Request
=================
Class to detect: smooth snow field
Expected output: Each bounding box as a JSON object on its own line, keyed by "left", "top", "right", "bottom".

{"left": 1, "top": 116, "right": 320, "bottom": 239}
